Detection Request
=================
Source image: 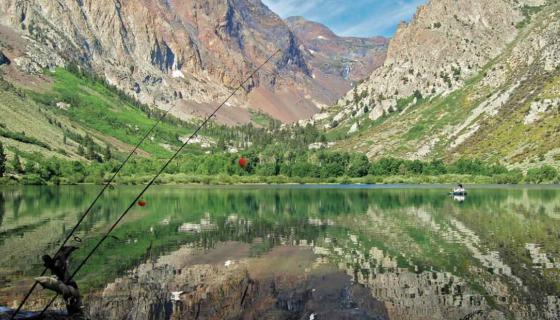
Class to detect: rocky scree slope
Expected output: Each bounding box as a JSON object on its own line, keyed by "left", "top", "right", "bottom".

{"left": 321, "top": 0, "right": 559, "bottom": 170}
{"left": 0, "top": 0, "right": 386, "bottom": 124}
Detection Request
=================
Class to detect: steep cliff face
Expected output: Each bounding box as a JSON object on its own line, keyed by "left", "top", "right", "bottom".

{"left": 0, "top": 0, "right": 385, "bottom": 124}
{"left": 333, "top": 0, "right": 539, "bottom": 121}
{"left": 322, "top": 0, "right": 559, "bottom": 169}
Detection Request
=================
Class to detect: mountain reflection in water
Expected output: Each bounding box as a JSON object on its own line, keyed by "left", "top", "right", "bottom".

{"left": 0, "top": 185, "right": 559, "bottom": 319}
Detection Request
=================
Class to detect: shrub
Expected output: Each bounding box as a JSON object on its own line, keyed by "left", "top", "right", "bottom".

{"left": 526, "top": 166, "right": 558, "bottom": 183}
{"left": 0, "top": 129, "right": 50, "bottom": 149}
{"left": 493, "top": 170, "right": 523, "bottom": 184}
{"left": 22, "top": 174, "right": 46, "bottom": 185}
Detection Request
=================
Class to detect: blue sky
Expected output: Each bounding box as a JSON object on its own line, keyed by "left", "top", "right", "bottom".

{"left": 262, "top": 0, "right": 426, "bottom": 37}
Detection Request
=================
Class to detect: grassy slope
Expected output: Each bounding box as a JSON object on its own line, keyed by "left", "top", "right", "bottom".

{"left": 28, "top": 69, "right": 197, "bottom": 158}
{"left": 0, "top": 67, "right": 215, "bottom": 170}
{"left": 333, "top": 3, "right": 560, "bottom": 171}
{"left": 0, "top": 79, "right": 80, "bottom": 160}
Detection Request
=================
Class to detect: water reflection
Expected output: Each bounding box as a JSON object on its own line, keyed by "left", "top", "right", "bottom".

{"left": 0, "top": 186, "right": 559, "bottom": 319}
{"left": 453, "top": 195, "right": 465, "bottom": 202}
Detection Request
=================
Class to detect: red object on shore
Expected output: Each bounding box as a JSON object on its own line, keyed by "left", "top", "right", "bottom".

{"left": 138, "top": 200, "right": 146, "bottom": 207}
{"left": 238, "top": 157, "right": 248, "bottom": 168}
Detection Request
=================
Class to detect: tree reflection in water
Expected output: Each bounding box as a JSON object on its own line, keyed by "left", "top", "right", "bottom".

{"left": 0, "top": 185, "right": 559, "bottom": 319}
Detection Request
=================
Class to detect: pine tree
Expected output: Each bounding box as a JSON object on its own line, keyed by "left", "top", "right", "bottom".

{"left": 77, "top": 145, "right": 85, "bottom": 156}
{"left": 11, "top": 154, "right": 23, "bottom": 174}
{"left": 86, "top": 143, "right": 96, "bottom": 160}
{"left": 24, "top": 161, "right": 36, "bottom": 174}
{"left": 353, "top": 86, "right": 359, "bottom": 103}
{"left": 217, "top": 137, "right": 227, "bottom": 151}
{"left": 103, "top": 145, "right": 112, "bottom": 161}
{"left": 0, "top": 142, "right": 6, "bottom": 177}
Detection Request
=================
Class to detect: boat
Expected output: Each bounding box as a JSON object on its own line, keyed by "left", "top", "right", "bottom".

{"left": 450, "top": 184, "right": 467, "bottom": 196}
{"left": 450, "top": 191, "right": 468, "bottom": 196}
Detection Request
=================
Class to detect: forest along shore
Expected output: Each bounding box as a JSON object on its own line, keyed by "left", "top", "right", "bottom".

{"left": 1, "top": 147, "right": 558, "bottom": 186}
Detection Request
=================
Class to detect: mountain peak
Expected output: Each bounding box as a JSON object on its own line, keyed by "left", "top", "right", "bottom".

{"left": 285, "top": 16, "right": 337, "bottom": 39}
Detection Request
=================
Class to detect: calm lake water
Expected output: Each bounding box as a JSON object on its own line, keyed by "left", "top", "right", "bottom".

{"left": 0, "top": 185, "right": 559, "bottom": 319}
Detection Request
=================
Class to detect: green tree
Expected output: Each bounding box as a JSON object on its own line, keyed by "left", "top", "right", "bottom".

{"left": 406, "top": 160, "right": 425, "bottom": 175}
{"left": 347, "top": 154, "right": 370, "bottom": 177}
{"left": 24, "top": 160, "right": 37, "bottom": 174}
{"left": 256, "top": 163, "right": 278, "bottom": 176}
{"left": 86, "top": 143, "right": 96, "bottom": 160}
{"left": 369, "top": 158, "right": 403, "bottom": 176}
{"left": 10, "top": 154, "right": 24, "bottom": 174}
{"left": 77, "top": 145, "right": 85, "bottom": 156}
{"left": 217, "top": 137, "right": 227, "bottom": 151}
{"left": 292, "top": 162, "right": 320, "bottom": 178}
{"left": 425, "top": 159, "right": 447, "bottom": 175}
{"left": 0, "top": 142, "right": 6, "bottom": 177}
{"left": 526, "top": 165, "right": 558, "bottom": 183}
{"left": 450, "top": 158, "right": 486, "bottom": 175}
{"left": 320, "top": 163, "right": 345, "bottom": 178}
{"left": 39, "top": 158, "right": 61, "bottom": 182}
{"left": 318, "top": 152, "right": 349, "bottom": 178}
{"left": 103, "top": 145, "right": 112, "bottom": 161}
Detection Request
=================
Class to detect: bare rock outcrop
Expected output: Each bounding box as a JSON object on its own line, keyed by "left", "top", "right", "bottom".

{"left": 335, "top": 0, "right": 539, "bottom": 121}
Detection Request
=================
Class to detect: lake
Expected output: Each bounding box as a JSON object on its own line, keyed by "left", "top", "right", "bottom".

{"left": 0, "top": 185, "right": 559, "bottom": 319}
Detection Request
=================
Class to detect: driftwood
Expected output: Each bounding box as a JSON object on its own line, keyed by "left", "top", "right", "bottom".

{"left": 37, "top": 246, "right": 87, "bottom": 320}
{"left": 35, "top": 276, "right": 84, "bottom": 317}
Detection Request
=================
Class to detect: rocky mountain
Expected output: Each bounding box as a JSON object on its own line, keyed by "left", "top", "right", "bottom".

{"left": 321, "top": 0, "right": 559, "bottom": 170}
{"left": 0, "top": 0, "right": 386, "bottom": 124}
{"left": 286, "top": 16, "right": 388, "bottom": 105}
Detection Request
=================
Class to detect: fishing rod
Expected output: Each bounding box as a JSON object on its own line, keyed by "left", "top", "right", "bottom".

{"left": 36, "top": 48, "right": 282, "bottom": 317}
{"left": 10, "top": 101, "right": 178, "bottom": 320}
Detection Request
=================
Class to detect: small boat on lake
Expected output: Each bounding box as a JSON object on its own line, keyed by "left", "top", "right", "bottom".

{"left": 450, "top": 184, "right": 467, "bottom": 196}
{"left": 450, "top": 191, "right": 468, "bottom": 196}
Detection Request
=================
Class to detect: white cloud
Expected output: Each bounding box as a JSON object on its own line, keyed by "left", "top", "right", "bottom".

{"left": 337, "top": 0, "right": 424, "bottom": 37}
{"left": 262, "top": 0, "right": 426, "bottom": 37}
{"left": 263, "top": 0, "right": 323, "bottom": 18}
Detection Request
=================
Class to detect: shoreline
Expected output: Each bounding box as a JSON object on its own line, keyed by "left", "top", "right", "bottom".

{"left": 1, "top": 173, "right": 558, "bottom": 187}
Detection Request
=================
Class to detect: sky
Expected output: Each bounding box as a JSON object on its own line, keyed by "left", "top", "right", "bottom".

{"left": 261, "top": 0, "right": 426, "bottom": 37}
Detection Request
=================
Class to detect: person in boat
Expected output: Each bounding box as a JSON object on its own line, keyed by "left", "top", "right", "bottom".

{"left": 453, "top": 184, "right": 465, "bottom": 194}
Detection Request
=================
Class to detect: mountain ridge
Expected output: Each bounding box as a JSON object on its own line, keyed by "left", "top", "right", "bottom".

{"left": 0, "top": 0, "right": 387, "bottom": 124}
{"left": 319, "top": 0, "right": 560, "bottom": 170}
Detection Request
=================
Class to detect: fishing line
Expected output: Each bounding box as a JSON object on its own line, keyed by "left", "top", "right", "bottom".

{"left": 37, "top": 48, "right": 282, "bottom": 316}
{"left": 10, "top": 98, "right": 179, "bottom": 320}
